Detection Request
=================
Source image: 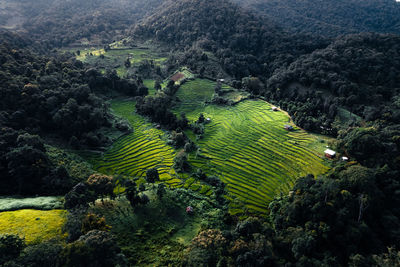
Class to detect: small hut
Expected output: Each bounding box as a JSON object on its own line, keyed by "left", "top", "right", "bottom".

{"left": 284, "top": 124, "right": 294, "bottom": 131}
{"left": 324, "top": 149, "right": 336, "bottom": 159}
{"left": 271, "top": 106, "right": 278, "bottom": 111}
{"left": 341, "top": 156, "right": 349, "bottom": 161}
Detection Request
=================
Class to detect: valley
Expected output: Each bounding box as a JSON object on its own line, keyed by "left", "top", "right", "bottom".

{"left": 0, "top": 0, "right": 399, "bottom": 266}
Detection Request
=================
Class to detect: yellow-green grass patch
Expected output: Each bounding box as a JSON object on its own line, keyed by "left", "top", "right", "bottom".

{"left": 0, "top": 209, "right": 67, "bottom": 244}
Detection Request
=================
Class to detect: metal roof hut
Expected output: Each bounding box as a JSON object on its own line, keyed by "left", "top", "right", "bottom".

{"left": 324, "top": 149, "right": 336, "bottom": 159}
{"left": 272, "top": 106, "right": 278, "bottom": 111}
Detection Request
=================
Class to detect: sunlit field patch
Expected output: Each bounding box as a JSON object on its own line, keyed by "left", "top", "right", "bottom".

{"left": 0, "top": 209, "right": 67, "bottom": 244}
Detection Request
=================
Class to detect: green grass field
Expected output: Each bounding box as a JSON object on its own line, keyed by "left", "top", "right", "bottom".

{"left": 0, "top": 209, "right": 67, "bottom": 244}
{"left": 173, "top": 79, "right": 330, "bottom": 215}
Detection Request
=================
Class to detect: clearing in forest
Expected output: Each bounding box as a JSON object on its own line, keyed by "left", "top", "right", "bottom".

{"left": 0, "top": 209, "right": 67, "bottom": 244}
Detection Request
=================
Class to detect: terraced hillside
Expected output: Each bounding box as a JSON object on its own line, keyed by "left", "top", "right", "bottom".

{"left": 88, "top": 100, "right": 180, "bottom": 186}
{"left": 89, "top": 79, "right": 330, "bottom": 215}
{"left": 174, "top": 79, "right": 331, "bottom": 215}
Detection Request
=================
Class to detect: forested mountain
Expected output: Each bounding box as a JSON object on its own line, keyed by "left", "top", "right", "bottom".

{"left": 0, "top": 0, "right": 164, "bottom": 47}
{"left": 132, "top": 0, "right": 329, "bottom": 78}
{"left": 233, "top": 0, "right": 400, "bottom": 37}
{"left": 267, "top": 33, "right": 400, "bottom": 121}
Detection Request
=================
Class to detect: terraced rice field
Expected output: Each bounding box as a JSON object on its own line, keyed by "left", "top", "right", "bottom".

{"left": 90, "top": 79, "right": 330, "bottom": 215}
{"left": 174, "top": 79, "right": 331, "bottom": 215}
{"left": 88, "top": 100, "right": 181, "bottom": 187}
{"left": 89, "top": 99, "right": 214, "bottom": 195}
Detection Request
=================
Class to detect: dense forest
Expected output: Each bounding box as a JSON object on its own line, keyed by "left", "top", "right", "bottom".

{"left": 263, "top": 33, "right": 400, "bottom": 133}
{"left": 132, "top": 0, "right": 329, "bottom": 79}
{"left": 0, "top": 0, "right": 400, "bottom": 266}
{"left": 0, "top": 31, "right": 148, "bottom": 195}
{"left": 233, "top": 0, "right": 400, "bottom": 37}
{"left": 0, "top": 0, "right": 164, "bottom": 48}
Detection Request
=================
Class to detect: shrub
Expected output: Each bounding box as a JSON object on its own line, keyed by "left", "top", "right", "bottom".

{"left": 0, "top": 234, "right": 25, "bottom": 264}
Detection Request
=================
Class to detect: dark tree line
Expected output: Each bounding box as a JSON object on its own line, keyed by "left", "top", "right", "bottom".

{"left": 135, "top": 82, "right": 189, "bottom": 130}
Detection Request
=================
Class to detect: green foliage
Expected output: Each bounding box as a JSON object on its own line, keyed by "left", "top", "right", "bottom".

{"left": 81, "top": 213, "right": 111, "bottom": 234}
{"left": 174, "top": 151, "right": 190, "bottom": 173}
{"left": 145, "top": 168, "right": 159, "bottom": 184}
{"left": 133, "top": 0, "right": 324, "bottom": 79}
{"left": 46, "top": 145, "right": 94, "bottom": 182}
{"left": 268, "top": 164, "right": 400, "bottom": 265}
{"left": 64, "top": 183, "right": 95, "bottom": 210}
{"left": 86, "top": 174, "right": 114, "bottom": 200}
{"left": 60, "top": 230, "right": 124, "bottom": 267}
{"left": 17, "top": 240, "right": 63, "bottom": 267}
{"left": 0, "top": 234, "right": 25, "bottom": 264}
{"left": 89, "top": 186, "right": 224, "bottom": 266}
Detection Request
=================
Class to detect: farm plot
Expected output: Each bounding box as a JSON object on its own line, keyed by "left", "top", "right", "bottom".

{"left": 88, "top": 100, "right": 180, "bottom": 186}
{"left": 173, "top": 79, "right": 330, "bottom": 215}
{"left": 89, "top": 99, "right": 213, "bottom": 195}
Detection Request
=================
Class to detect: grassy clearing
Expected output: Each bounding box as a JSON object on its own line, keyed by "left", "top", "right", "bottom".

{"left": 173, "top": 79, "right": 331, "bottom": 216}
{"left": 61, "top": 46, "right": 167, "bottom": 78}
{"left": 143, "top": 79, "right": 157, "bottom": 95}
{"left": 0, "top": 209, "right": 67, "bottom": 244}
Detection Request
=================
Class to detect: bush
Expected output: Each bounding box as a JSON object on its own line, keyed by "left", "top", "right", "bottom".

{"left": 0, "top": 234, "right": 25, "bottom": 264}
{"left": 18, "top": 240, "right": 63, "bottom": 267}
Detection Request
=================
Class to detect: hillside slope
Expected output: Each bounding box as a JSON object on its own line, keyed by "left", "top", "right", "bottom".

{"left": 233, "top": 0, "right": 400, "bottom": 37}
{"left": 132, "top": 0, "right": 329, "bottom": 78}
{"left": 267, "top": 33, "right": 400, "bottom": 120}
{"left": 0, "top": 0, "right": 164, "bottom": 47}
